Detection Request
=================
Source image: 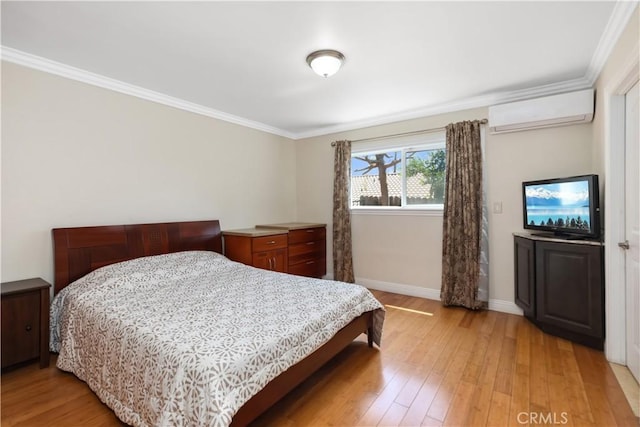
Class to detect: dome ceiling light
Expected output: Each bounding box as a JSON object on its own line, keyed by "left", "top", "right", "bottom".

{"left": 306, "top": 50, "right": 345, "bottom": 78}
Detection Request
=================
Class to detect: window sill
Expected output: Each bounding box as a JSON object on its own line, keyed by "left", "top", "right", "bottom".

{"left": 350, "top": 208, "right": 443, "bottom": 217}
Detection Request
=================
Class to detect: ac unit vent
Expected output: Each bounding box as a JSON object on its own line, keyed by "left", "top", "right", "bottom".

{"left": 489, "top": 89, "right": 594, "bottom": 134}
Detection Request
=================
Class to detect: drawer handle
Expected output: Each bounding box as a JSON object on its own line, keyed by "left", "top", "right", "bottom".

{"left": 306, "top": 261, "right": 315, "bottom": 265}
{"left": 266, "top": 241, "right": 276, "bottom": 245}
{"left": 306, "top": 242, "right": 315, "bottom": 246}
{"left": 306, "top": 230, "right": 315, "bottom": 233}
{"left": 25, "top": 324, "right": 32, "bottom": 332}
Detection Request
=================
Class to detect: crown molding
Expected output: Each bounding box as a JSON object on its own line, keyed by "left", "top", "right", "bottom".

{"left": 0, "top": 46, "right": 296, "bottom": 140}
{"left": 293, "top": 76, "right": 593, "bottom": 139}
{"left": 584, "top": 1, "right": 639, "bottom": 86}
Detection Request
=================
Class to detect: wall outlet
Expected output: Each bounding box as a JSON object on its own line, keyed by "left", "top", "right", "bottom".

{"left": 493, "top": 202, "right": 503, "bottom": 214}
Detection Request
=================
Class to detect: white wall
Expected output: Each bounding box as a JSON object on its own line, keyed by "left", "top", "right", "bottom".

{"left": 296, "top": 108, "right": 594, "bottom": 311}
{"left": 1, "top": 62, "right": 297, "bottom": 284}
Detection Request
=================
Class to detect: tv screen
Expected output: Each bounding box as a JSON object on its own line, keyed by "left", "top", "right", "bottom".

{"left": 522, "top": 174, "right": 600, "bottom": 239}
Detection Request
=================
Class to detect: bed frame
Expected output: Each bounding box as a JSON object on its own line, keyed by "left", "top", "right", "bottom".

{"left": 52, "top": 219, "right": 374, "bottom": 426}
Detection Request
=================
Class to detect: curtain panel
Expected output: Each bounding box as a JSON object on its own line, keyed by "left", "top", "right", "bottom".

{"left": 440, "top": 120, "right": 488, "bottom": 310}
{"left": 332, "top": 140, "right": 355, "bottom": 283}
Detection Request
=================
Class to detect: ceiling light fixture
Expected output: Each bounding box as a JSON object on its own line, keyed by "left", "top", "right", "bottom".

{"left": 306, "top": 50, "right": 345, "bottom": 78}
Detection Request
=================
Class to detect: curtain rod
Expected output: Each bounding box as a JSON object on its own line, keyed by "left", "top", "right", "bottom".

{"left": 331, "top": 119, "right": 488, "bottom": 146}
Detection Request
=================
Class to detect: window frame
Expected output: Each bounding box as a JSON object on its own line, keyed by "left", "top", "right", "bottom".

{"left": 350, "top": 132, "right": 446, "bottom": 213}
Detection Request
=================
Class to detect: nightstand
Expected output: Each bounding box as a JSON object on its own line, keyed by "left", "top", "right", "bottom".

{"left": 1, "top": 278, "right": 51, "bottom": 370}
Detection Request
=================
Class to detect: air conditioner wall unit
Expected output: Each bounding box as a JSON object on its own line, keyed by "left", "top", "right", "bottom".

{"left": 488, "top": 89, "right": 594, "bottom": 134}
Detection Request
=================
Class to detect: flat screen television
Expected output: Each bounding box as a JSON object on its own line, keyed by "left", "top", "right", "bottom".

{"left": 522, "top": 174, "right": 600, "bottom": 240}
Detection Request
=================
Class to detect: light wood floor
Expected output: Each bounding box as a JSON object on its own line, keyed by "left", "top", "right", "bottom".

{"left": 1, "top": 290, "right": 638, "bottom": 426}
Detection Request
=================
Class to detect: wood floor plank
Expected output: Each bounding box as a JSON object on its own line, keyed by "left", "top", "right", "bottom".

{"left": 394, "top": 358, "right": 435, "bottom": 408}
{"left": 479, "top": 309, "right": 498, "bottom": 336}
{"left": 442, "top": 380, "right": 476, "bottom": 426}
{"left": 493, "top": 336, "right": 517, "bottom": 396}
{"left": 378, "top": 402, "right": 409, "bottom": 427}
{"left": 485, "top": 390, "right": 511, "bottom": 427}
{"left": 426, "top": 328, "right": 476, "bottom": 421}
{"left": 515, "top": 317, "right": 531, "bottom": 369}
{"left": 2, "top": 290, "right": 637, "bottom": 427}
{"left": 543, "top": 333, "right": 565, "bottom": 376}
{"left": 504, "top": 314, "right": 520, "bottom": 340}
{"left": 559, "top": 345, "right": 596, "bottom": 425}
{"left": 582, "top": 381, "right": 619, "bottom": 427}
{"left": 356, "top": 365, "right": 411, "bottom": 427}
{"left": 529, "top": 339, "right": 550, "bottom": 411}
{"left": 460, "top": 331, "right": 490, "bottom": 385}
{"left": 547, "top": 373, "right": 575, "bottom": 427}
{"left": 398, "top": 372, "right": 443, "bottom": 426}
{"left": 463, "top": 312, "right": 505, "bottom": 427}
{"left": 507, "top": 363, "right": 530, "bottom": 427}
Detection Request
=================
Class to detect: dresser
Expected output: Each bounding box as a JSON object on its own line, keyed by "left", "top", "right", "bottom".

{"left": 224, "top": 223, "right": 327, "bottom": 278}
{"left": 1, "top": 278, "right": 51, "bottom": 370}
{"left": 257, "top": 223, "right": 327, "bottom": 278}
{"left": 223, "top": 228, "right": 289, "bottom": 273}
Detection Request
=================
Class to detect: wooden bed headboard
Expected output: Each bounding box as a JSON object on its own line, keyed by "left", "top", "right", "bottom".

{"left": 52, "top": 220, "right": 223, "bottom": 294}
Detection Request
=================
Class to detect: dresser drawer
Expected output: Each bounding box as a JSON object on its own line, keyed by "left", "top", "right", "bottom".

{"left": 252, "top": 234, "right": 288, "bottom": 252}
{"left": 289, "top": 242, "right": 326, "bottom": 265}
{"left": 1, "top": 292, "right": 40, "bottom": 368}
{"left": 288, "top": 227, "right": 326, "bottom": 244}
{"left": 289, "top": 257, "right": 327, "bottom": 278}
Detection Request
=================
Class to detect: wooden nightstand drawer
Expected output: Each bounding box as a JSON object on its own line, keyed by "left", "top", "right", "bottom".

{"left": 1, "top": 278, "right": 51, "bottom": 370}
{"left": 252, "top": 234, "right": 288, "bottom": 252}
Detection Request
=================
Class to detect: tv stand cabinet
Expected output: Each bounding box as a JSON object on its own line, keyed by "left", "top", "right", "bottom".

{"left": 513, "top": 233, "right": 604, "bottom": 350}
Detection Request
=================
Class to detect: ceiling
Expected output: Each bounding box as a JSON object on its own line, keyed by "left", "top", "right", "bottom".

{"left": 1, "top": 2, "right": 636, "bottom": 139}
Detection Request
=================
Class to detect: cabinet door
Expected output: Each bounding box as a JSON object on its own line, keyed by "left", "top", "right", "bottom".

{"left": 1, "top": 292, "right": 40, "bottom": 368}
{"left": 252, "top": 251, "right": 271, "bottom": 270}
{"left": 514, "top": 237, "right": 535, "bottom": 317}
{"left": 252, "top": 248, "right": 288, "bottom": 273}
{"left": 270, "top": 248, "right": 287, "bottom": 273}
{"left": 535, "top": 241, "right": 604, "bottom": 338}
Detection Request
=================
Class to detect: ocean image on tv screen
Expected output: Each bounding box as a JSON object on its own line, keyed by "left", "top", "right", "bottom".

{"left": 525, "top": 180, "right": 591, "bottom": 231}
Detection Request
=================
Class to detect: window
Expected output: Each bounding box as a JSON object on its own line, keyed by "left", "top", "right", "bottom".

{"left": 350, "top": 134, "right": 446, "bottom": 210}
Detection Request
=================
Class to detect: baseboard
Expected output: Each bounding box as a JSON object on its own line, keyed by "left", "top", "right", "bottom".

{"left": 356, "top": 277, "right": 441, "bottom": 300}
{"left": 488, "top": 298, "right": 524, "bottom": 316}
{"left": 356, "top": 277, "right": 523, "bottom": 316}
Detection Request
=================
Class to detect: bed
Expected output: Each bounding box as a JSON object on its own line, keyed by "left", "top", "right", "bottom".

{"left": 50, "top": 220, "right": 384, "bottom": 426}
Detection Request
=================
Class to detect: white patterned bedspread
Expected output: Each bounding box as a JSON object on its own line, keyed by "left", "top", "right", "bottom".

{"left": 50, "top": 251, "right": 384, "bottom": 427}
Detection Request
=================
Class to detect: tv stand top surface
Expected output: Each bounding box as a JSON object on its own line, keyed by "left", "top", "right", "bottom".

{"left": 514, "top": 231, "right": 604, "bottom": 247}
